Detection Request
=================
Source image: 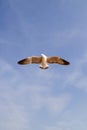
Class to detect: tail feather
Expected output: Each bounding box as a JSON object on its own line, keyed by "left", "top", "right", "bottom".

{"left": 39, "top": 64, "right": 49, "bottom": 69}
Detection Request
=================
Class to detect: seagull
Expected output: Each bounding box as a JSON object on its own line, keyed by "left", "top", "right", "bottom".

{"left": 17, "top": 54, "right": 70, "bottom": 69}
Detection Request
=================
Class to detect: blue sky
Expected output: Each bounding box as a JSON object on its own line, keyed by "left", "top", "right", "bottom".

{"left": 0, "top": 0, "right": 87, "bottom": 129}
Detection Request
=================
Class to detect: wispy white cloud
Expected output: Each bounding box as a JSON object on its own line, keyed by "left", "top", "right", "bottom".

{"left": 44, "top": 100, "right": 87, "bottom": 130}
{"left": 30, "top": 89, "right": 71, "bottom": 113}
{"left": 0, "top": 58, "right": 71, "bottom": 129}
{"left": 44, "top": 93, "right": 71, "bottom": 114}
{"left": 63, "top": 51, "right": 87, "bottom": 92}
{"left": 0, "top": 59, "right": 29, "bottom": 130}
{"left": 0, "top": 102, "right": 28, "bottom": 130}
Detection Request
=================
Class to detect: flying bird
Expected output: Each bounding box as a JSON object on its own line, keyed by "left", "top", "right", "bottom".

{"left": 17, "top": 54, "right": 70, "bottom": 69}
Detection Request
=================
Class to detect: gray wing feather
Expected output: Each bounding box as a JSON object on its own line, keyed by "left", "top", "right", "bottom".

{"left": 47, "top": 56, "right": 70, "bottom": 65}
{"left": 18, "top": 56, "right": 41, "bottom": 65}
{"left": 32, "top": 56, "right": 41, "bottom": 63}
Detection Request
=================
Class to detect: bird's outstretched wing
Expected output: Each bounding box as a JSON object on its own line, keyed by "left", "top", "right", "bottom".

{"left": 18, "top": 56, "right": 41, "bottom": 65}
{"left": 47, "top": 56, "right": 70, "bottom": 65}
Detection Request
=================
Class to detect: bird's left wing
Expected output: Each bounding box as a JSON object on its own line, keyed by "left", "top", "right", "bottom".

{"left": 18, "top": 56, "right": 41, "bottom": 65}
{"left": 32, "top": 56, "right": 41, "bottom": 63}
{"left": 47, "top": 56, "right": 70, "bottom": 65}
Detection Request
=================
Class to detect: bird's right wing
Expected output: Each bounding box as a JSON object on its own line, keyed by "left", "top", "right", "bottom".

{"left": 18, "top": 56, "right": 41, "bottom": 65}
{"left": 47, "top": 56, "right": 70, "bottom": 65}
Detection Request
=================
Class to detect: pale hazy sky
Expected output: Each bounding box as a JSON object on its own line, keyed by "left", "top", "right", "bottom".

{"left": 0, "top": 0, "right": 87, "bottom": 130}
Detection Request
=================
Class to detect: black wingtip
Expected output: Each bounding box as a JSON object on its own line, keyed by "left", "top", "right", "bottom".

{"left": 17, "top": 59, "right": 26, "bottom": 65}
{"left": 65, "top": 61, "right": 70, "bottom": 65}
{"left": 17, "top": 60, "right": 22, "bottom": 65}
{"left": 17, "top": 61, "right": 21, "bottom": 64}
{"left": 62, "top": 58, "right": 70, "bottom": 65}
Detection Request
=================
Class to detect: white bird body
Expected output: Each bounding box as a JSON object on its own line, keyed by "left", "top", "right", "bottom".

{"left": 40, "top": 54, "right": 49, "bottom": 69}
{"left": 18, "top": 54, "right": 70, "bottom": 69}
